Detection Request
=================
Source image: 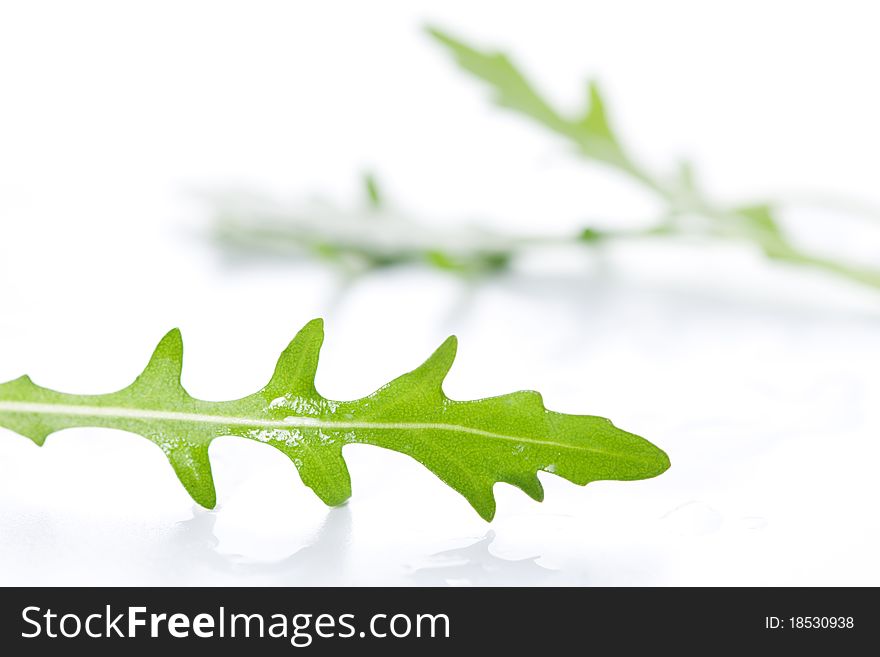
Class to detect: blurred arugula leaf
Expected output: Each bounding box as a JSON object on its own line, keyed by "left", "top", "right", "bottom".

{"left": 212, "top": 181, "right": 521, "bottom": 276}
{"left": 207, "top": 27, "right": 880, "bottom": 293}
{"left": 427, "top": 28, "right": 638, "bottom": 178}
{"left": 428, "top": 26, "right": 880, "bottom": 290}
{"left": 364, "top": 172, "right": 383, "bottom": 210}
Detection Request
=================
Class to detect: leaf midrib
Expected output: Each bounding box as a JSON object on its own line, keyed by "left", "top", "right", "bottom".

{"left": 0, "top": 400, "right": 639, "bottom": 460}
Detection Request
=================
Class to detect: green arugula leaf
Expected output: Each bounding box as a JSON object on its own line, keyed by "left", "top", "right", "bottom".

{"left": 0, "top": 320, "right": 669, "bottom": 520}
{"left": 731, "top": 204, "right": 783, "bottom": 237}
{"left": 364, "top": 171, "right": 383, "bottom": 210}
{"left": 211, "top": 191, "right": 523, "bottom": 275}
{"left": 428, "top": 26, "right": 880, "bottom": 291}
{"left": 427, "top": 27, "right": 570, "bottom": 137}
{"left": 427, "top": 27, "right": 636, "bottom": 174}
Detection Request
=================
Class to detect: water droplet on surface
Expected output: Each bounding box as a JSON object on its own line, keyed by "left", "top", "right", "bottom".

{"left": 409, "top": 531, "right": 554, "bottom": 586}
{"left": 737, "top": 516, "right": 768, "bottom": 531}
{"left": 661, "top": 501, "right": 723, "bottom": 536}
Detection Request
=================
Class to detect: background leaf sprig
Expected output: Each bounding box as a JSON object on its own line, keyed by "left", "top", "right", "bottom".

{"left": 210, "top": 27, "right": 880, "bottom": 290}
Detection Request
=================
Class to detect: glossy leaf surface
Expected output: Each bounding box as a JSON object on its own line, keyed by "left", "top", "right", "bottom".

{"left": 0, "top": 320, "right": 669, "bottom": 520}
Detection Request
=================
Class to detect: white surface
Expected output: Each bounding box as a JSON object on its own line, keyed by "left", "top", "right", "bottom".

{"left": 1, "top": 0, "right": 880, "bottom": 586}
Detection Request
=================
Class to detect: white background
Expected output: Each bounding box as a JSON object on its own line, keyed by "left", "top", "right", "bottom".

{"left": 1, "top": 0, "right": 880, "bottom": 585}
